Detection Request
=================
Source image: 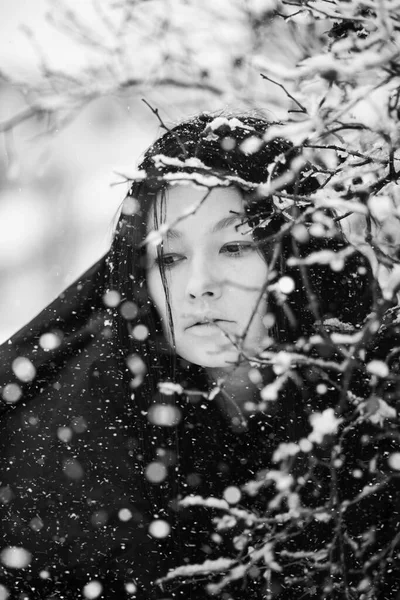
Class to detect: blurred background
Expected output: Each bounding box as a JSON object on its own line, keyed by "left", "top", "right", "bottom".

{"left": 0, "top": 0, "right": 316, "bottom": 342}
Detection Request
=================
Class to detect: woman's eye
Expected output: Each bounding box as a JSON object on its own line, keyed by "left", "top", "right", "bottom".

{"left": 221, "top": 242, "right": 255, "bottom": 257}
{"left": 156, "top": 254, "right": 184, "bottom": 268}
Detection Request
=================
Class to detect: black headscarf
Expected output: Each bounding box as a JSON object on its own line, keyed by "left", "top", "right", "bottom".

{"left": 0, "top": 113, "right": 397, "bottom": 599}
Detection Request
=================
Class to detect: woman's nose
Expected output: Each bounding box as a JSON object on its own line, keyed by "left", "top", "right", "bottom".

{"left": 185, "top": 257, "right": 222, "bottom": 300}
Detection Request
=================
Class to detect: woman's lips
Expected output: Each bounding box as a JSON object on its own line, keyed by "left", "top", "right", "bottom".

{"left": 186, "top": 320, "right": 232, "bottom": 337}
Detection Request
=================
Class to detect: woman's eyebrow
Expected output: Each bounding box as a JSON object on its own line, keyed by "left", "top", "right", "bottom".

{"left": 210, "top": 214, "right": 246, "bottom": 233}
{"left": 166, "top": 214, "right": 246, "bottom": 239}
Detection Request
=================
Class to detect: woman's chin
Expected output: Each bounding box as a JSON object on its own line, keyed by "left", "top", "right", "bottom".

{"left": 179, "top": 347, "right": 245, "bottom": 370}
{"left": 176, "top": 335, "right": 265, "bottom": 370}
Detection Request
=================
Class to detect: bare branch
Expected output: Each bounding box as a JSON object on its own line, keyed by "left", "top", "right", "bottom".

{"left": 260, "top": 73, "right": 307, "bottom": 113}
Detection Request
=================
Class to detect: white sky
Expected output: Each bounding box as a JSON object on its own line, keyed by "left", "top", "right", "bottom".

{"left": 0, "top": 0, "right": 45, "bottom": 68}
{"left": 0, "top": 1, "right": 156, "bottom": 341}
{"left": 0, "top": 0, "right": 103, "bottom": 78}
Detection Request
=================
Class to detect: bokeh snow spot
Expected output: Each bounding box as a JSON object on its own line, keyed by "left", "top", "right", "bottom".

{"left": 121, "top": 196, "right": 139, "bottom": 216}
{"left": 125, "top": 581, "right": 137, "bottom": 594}
{"left": 291, "top": 223, "right": 309, "bottom": 244}
{"left": 39, "top": 332, "right": 62, "bottom": 351}
{"left": 223, "top": 486, "right": 242, "bottom": 505}
{"left": 309, "top": 223, "right": 325, "bottom": 238}
{"left": 148, "top": 519, "right": 171, "bottom": 538}
{"left": 298, "top": 438, "right": 313, "bottom": 453}
{"left": 39, "top": 570, "right": 50, "bottom": 579}
{"left": 148, "top": 404, "right": 182, "bottom": 427}
{"left": 29, "top": 516, "right": 44, "bottom": 532}
{"left": 83, "top": 580, "right": 103, "bottom": 599}
{"left": 118, "top": 508, "right": 133, "bottom": 522}
{"left": 0, "top": 585, "right": 9, "bottom": 600}
{"left": 239, "top": 136, "right": 263, "bottom": 155}
{"left": 12, "top": 357, "right": 36, "bottom": 383}
{"left": 260, "top": 379, "right": 281, "bottom": 402}
{"left": 262, "top": 313, "right": 276, "bottom": 329}
{"left": 120, "top": 301, "right": 138, "bottom": 320}
{"left": 157, "top": 447, "right": 177, "bottom": 467}
{"left": 366, "top": 360, "right": 389, "bottom": 378}
{"left": 272, "top": 352, "right": 292, "bottom": 375}
{"left": 1, "top": 383, "right": 22, "bottom": 404}
{"left": 388, "top": 453, "right": 400, "bottom": 470}
{"left": 62, "top": 458, "right": 84, "bottom": 480}
{"left": 145, "top": 461, "right": 167, "bottom": 483}
{"left": 277, "top": 276, "right": 295, "bottom": 295}
{"left": 220, "top": 136, "right": 236, "bottom": 151}
{"left": 71, "top": 416, "right": 88, "bottom": 434}
{"left": 186, "top": 472, "right": 201, "bottom": 487}
{"left": 102, "top": 290, "right": 121, "bottom": 308}
{"left": 145, "top": 225, "right": 169, "bottom": 248}
{"left": 368, "top": 195, "right": 393, "bottom": 222}
{"left": 0, "top": 486, "right": 14, "bottom": 505}
{"left": 126, "top": 355, "right": 146, "bottom": 375}
{"left": 248, "top": 368, "right": 262, "bottom": 385}
{"left": 57, "top": 427, "right": 73, "bottom": 443}
{"left": 0, "top": 547, "right": 32, "bottom": 569}
{"left": 131, "top": 324, "right": 149, "bottom": 341}
{"left": 91, "top": 510, "right": 108, "bottom": 527}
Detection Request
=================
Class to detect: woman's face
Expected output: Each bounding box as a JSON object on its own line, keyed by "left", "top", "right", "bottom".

{"left": 146, "top": 185, "right": 269, "bottom": 369}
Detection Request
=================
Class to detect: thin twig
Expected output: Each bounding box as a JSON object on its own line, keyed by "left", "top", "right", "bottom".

{"left": 260, "top": 74, "right": 307, "bottom": 113}
{"left": 0, "top": 107, "right": 39, "bottom": 133}
{"left": 142, "top": 98, "right": 188, "bottom": 158}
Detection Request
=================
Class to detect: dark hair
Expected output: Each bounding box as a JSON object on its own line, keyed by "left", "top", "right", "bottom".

{"left": 105, "top": 112, "right": 372, "bottom": 416}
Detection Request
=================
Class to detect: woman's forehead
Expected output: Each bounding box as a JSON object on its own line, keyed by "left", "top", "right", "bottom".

{"left": 147, "top": 185, "right": 247, "bottom": 231}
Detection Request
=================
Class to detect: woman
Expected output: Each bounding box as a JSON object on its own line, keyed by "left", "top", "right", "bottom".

{"left": 0, "top": 113, "right": 395, "bottom": 599}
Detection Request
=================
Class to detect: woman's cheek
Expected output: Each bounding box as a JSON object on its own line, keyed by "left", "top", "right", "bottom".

{"left": 247, "top": 255, "right": 269, "bottom": 289}
{"left": 147, "top": 269, "right": 167, "bottom": 322}
{"left": 229, "top": 259, "right": 267, "bottom": 292}
{"left": 168, "top": 270, "right": 184, "bottom": 314}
